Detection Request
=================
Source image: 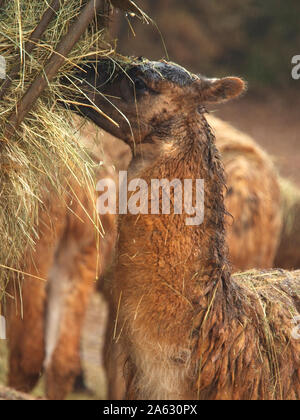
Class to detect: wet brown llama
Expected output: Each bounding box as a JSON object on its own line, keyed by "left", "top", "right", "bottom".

{"left": 73, "top": 58, "right": 300, "bottom": 400}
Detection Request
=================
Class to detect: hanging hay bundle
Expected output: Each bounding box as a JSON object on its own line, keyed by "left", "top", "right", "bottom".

{"left": 0, "top": 0, "right": 147, "bottom": 302}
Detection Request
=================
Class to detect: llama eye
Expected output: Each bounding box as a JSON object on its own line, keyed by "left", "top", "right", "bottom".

{"left": 134, "top": 77, "right": 148, "bottom": 93}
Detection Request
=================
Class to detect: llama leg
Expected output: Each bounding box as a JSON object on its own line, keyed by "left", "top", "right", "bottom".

{"left": 104, "top": 337, "right": 126, "bottom": 400}
{"left": 7, "top": 274, "right": 46, "bottom": 392}
{"left": 6, "top": 240, "right": 55, "bottom": 393}
{"left": 6, "top": 202, "right": 66, "bottom": 394}
{"left": 102, "top": 293, "right": 126, "bottom": 400}
{"left": 44, "top": 241, "right": 97, "bottom": 400}
{"left": 6, "top": 198, "right": 66, "bottom": 393}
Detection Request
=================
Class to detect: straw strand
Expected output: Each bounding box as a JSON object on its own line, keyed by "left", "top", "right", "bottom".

{"left": 0, "top": 0, "right": 63, "bottom": 101}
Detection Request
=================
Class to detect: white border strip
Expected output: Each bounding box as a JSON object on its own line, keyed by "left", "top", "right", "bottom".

{"left": 0, "top": 55, "right": 6, "bottom": 80}
{"left": 0, "top": 315, "right": 6, "bottom": 340}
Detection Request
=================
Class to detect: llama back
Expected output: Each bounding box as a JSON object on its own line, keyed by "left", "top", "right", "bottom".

{"left": 275, "top": 178, "right": 300, "bottom": 269}
{"left": 208, "top": 114, "right": 282, "bottom": 270}
{"left": 192, "top": 269, "right": 300, "bottom": 400}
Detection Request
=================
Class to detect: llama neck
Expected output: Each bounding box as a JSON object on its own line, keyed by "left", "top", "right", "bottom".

{"left": 167, "top": 113, "right": 232, "bottom": 375}
{"left": 128, "top": 143, "right": 160, "bottom": 177}
{"left": 132, "top": 112, "right": 231, "bottom": 296}
{"left": 178, "top": 112, "right": 231, "bottom": 292}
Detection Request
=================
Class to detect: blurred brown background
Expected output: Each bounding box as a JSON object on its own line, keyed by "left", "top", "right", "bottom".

{"left": 109, "top": 0, "right": 300, "bottom": 186}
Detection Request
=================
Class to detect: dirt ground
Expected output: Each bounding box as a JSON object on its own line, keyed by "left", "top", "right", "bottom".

{"left": 0, "top": 90, "right": 299, "bottom": 400}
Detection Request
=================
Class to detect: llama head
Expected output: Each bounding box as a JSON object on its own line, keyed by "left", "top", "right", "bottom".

{"left": 66, "top": 58, "right": 245, "bottom": 148}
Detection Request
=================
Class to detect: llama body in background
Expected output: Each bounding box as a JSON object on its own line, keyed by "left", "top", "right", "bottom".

{"left": 274, "top": 178, "right": 300, "bottom": 269}
{"left": 7, "top": 171, "right": 102, "bottom": 399}
{"left": 5, "top": 117, "right": 128, "bottom": 400}
{"left": 208, "top": 114, "right": 282, "bottom": 271}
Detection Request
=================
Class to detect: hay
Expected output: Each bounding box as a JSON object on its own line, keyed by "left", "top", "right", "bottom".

{"left": 232, "top": 268, "right": 300, "bottom": 398}
{"left": 0, "top": 0, "right": 146, "bottom": 302}
{"left": 232, "top": 268, "right": 300, "bottom": 306}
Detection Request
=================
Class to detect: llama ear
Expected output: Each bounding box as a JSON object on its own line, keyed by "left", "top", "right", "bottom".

{"left": 198, "top": 77, "right": 246, "bottom": 104}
